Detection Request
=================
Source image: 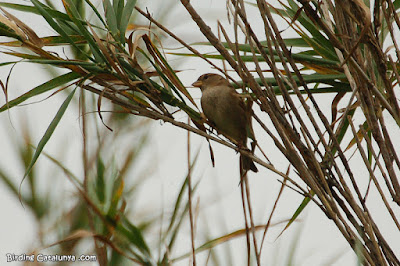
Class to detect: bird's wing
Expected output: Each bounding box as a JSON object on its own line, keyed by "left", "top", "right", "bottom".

{"left": 230, "top": 88, "right": 256, "bottom": 141}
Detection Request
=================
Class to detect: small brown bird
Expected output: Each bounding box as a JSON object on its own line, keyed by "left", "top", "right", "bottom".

{"left": 192, "top": 73, "right": 258, "bottom": 172}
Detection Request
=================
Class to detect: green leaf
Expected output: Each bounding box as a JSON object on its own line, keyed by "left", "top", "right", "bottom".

{"left": 0, "top": 2, "right": 103, "bottom": 30}
{"left": 0, "top": 61, "right": 19, "bottom": 67}
{"left": 1, "top": 55, "right": 103, "bottom": 72}
{"left": 393, "top": 0, "right": 400, "bottom": 11}
{"left": 276, "top": 194, "right": 313, "bottom": 238}
{"left": 41, "top": 149, "right": 82, "bottom": 187}
{"left": 285, "top": 0, "right": 337, "bottom": 60}
{"left": 0, "top": 35, "right": 87, "bottom": 47}
{"left": 103, "top": 0, "right": 118, "bottom": 35}
{"left": 165, "top": 177, "right": 188, "bottom": 235}
{"left": 173, "top": 50, "right": 339, "bottom": 68}
{"left": 30, "top": 0, "right": 94, "bottom": 62}
{"left": 118, "top": 216, "right": 151, "bottom": 257}
{"left": 114, "top": 0, "right": 124, "bottom": 27}
{"left": 140, "top": 52, "right": 186, "bottom": 104}
{"left": 118, "top": 58, "right": 201, "bottom": 121}
{"left": 330, "top": 109, "right": 356, "bottom": 156}
{"left": 119, "top": 0, "right": 137, "bottom": 44}
{"left": 62, "top": 0, "right": 106, "bottom": 63}
{"left": 280, "top": 38, "right": 309, "bottom": 47}
{"left": 96, "top": 156, "right": 106, "bottom": 204}
{"left": 160, "top": 155, "right": 200, "bottom": 264}
{"left": 21, "top": 88, "right": 76, "bottom": 186}
{"left": 0, "top": 3, "right": 37, "bottom": 13}
{"left": 108, "top": 170, "right": 123, "bottom": 217}
{"left": 241, "top": 73, "right": 347, "bottom": 88}
{"left": 172, "top": 224, "right": 268, "bottom": 262}
{"left": 0, "top": 168, "right": 19, "bottom": 199}
{"left": 83, "top": 0, "right": 106, "bottom": 26}
{"left": 0, "top": 72, "right": 80, "bottom": 112}
{"left": 0, "top": 2, "right": 69, "bottom": 20}
{"left": 0, "top": 21, "right": 22, "bottom": 39}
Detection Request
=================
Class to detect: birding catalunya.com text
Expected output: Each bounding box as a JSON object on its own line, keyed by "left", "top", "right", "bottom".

{"left": 6, "top": 253, "right": 97, "bottom": 263}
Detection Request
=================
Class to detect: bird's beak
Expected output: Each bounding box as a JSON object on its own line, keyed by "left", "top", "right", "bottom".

{"left": 192, "top": 80, "right": 202, "bottom": 87}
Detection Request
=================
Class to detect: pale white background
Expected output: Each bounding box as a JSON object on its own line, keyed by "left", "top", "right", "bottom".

{"left": 0, "top": 0, "right": 399, "bottom": 265}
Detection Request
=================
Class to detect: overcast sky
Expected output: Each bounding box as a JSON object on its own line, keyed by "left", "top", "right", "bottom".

{"left": 0, "top": 0, "right": 399, "bottom": 265}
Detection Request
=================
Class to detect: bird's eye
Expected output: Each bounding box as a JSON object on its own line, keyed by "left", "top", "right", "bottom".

{"left": 204, "top": 75, "right": 209, "bottom": 80}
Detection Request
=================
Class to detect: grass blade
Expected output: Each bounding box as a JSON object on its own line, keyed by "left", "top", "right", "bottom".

{"left": 276, "top": 194, "right": 313, "bottom": 239}
{"left": 0, "top": 72, "right": 80, "bottom": 112}
{"left": 30, "top": 0, "right": 94, "bottom": 62}
{"left": 62, "top": 0, "right": 106, "bottom": 63}
{"left": 119, "top": 0, "right": 137, "bottom": 44}
{"left": 102, "top": 0, "right": 118, "bottom": 36}
{"left": 21, "top": 88, "right": 76, "bottom": 185}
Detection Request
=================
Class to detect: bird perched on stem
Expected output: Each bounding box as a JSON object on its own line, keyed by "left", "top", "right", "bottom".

{"left": 192, "top": 73, "right": 258, "bottom": 173}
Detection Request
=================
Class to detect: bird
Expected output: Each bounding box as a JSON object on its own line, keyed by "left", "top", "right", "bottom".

{"left": 192, "top": 73, "right": 258, "bottom": 173}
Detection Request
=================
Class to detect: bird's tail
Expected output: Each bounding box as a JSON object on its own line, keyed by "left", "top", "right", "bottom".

{"left": 240, "top": 154, "right": 258, "bottom": 173}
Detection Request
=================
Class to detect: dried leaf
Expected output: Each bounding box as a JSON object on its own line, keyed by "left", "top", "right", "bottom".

{"left": 331, "top": 92, "right": 346, "bottom": 123}
{"left": 0, "top": 6, "right": 42, "bottom": 47}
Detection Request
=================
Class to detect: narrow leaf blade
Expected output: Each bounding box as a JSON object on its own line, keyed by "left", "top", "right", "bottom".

{"left": 0, "top": 72, "right": 80, "bottom": 112}
{"left": 21, "top": 88, "right": 77, "bottom": 183}
{"left": 119, "top": 0, "right": 137, "bottom": 44}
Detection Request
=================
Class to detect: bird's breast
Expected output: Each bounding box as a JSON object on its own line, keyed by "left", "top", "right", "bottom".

{"left": 200, "top": 86, "right": 247, "bottom": 144}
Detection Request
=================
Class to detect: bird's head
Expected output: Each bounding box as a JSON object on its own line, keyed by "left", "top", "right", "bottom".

{"left": 192, "top": 73, "right": 229, "bottom": 91}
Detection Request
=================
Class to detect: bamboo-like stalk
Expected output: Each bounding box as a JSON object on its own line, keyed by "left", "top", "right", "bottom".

{"left": 1, "top": 0, "right": 400, "bottom": 264}
{"left": 177, "top": 0, "right": 400, "bottom": 264}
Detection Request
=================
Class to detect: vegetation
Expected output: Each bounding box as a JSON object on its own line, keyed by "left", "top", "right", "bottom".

{"left": 0, "top": 0, "right": 400, "bottom": 265}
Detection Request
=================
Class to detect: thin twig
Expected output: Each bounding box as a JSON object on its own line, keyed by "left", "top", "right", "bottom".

{"left": 186, "top": 118, "right": 197, "bottom": 266}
